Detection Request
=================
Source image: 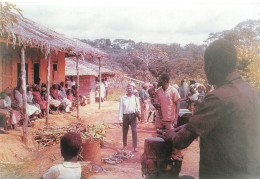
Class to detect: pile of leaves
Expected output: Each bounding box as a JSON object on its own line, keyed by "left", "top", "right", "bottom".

{"left": 33, "top": 123, "right": 106, "bottom": 149}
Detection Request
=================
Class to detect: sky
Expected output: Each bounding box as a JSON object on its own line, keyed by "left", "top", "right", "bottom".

{"left": 4, "top": 0, "right": 260, "bottom": 46}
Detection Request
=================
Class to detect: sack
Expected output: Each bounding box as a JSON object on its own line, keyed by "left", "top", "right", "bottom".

{"left": 136, "top": 111, "right": 141, "bottom": 121}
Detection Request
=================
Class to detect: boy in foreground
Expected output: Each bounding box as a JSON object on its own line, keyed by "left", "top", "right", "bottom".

{"left": 42, "top": 132, "right": 82, "bottom": 179}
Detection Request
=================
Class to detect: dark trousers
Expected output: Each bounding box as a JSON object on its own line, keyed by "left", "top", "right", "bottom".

{"left": 123, "top": 113, "right": 137, "bottom": 148}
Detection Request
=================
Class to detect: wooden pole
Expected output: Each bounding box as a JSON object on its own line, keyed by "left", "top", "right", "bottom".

{"left": 98, "top": 57, "right": 101, "bottom": 110}
{"left": 21, "top": 46, "right": 28, "bottom": 145}
{"left": 46, "top": 53, "right": 51, "bottom": 125}
{"left": 76, "top": 55, "right": 80, "bottom": 121}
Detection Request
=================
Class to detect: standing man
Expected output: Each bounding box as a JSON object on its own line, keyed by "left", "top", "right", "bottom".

{"left": 156, "top": 73, "right": 181, "bottom": 129}
{"left": 159, "top": 40, "right": 260, "bottom": 178}
{"left": 139, "top": 83, "right": 149, "bottom": 123}
{"left": 118, "top": 83, "right": 140, "bottom": 152}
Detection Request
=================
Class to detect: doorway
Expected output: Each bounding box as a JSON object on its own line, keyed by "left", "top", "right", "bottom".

{"left": 34, "top": 63, "right": 40, "bottom": 84}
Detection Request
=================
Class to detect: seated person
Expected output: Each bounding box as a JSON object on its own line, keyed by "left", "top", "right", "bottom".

{"left": 51, "top": 84, "right": 59, "bottom": 100}
{"left": 14, "top": 85, "right": 39, "bottom": 118}
{"left": 42, "top": 132, "right": 82, "bottom": 179}
{"left": 0, "top": 91, "right": 20, "bottom": 130}
{"left": 58, "top": 84, "right": 72, "bottom": 113}
{"left": 27, "top": 86, "right": 41, "bottom": 117}
{"left": 67, "top": 89, "right": 75, "bottom": 110}
{"left": 32, "top": 85, "right": 47, "bottom": 117}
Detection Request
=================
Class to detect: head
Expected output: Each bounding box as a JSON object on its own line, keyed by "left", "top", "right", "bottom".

{"left": 33, "top": 85, "right": 39, "bottom": 92}
{"left": 60, "top": 82, "right": 64, "bottom": 87}
{"left": 181, "top": 79, "right": 185, "bottom": 86}
{"left": 204, "top": 39, "right": 237, "bottom": 86}
{"left": 60, "top": 132, "right": 82, "bottom": 161}
{"left": 158, "top": 73, "right": 170, "bottom": 88}
{"left": 148, "top": 88, "right": 156, "bottom": 98}
{"left": 70, "top": 76, "right": 74, "bottom": 81}
{"left": 198, "top": 85, "right": 205, "bottom": 93}
{"left": 41, "top": 83, "right": 47, "bottom": 88}
{"left": 27, "top": 86, "right": 32, "bottom": 92}
{"left": 190, "top": 87, "right": 197, "bottom": 95}
{"left": 153, "top": 82, "right": 158, "bottom": 89}
{"left": 1, "top": 92, "right": 6, "bottom": 99}
{"left": 130, "top": 82, "right": 136, "bottom": 89}
{"left": 67, "top": 89, "right": 72, "bottom": 95}
{"left": 190, "top": 80, "right": 196, "bottom": 85}
{"left": 143, "top": 83, "right": 149, "bottom": 90}
{"left": 126, "top": 84, "right": 134, "bottom": 96}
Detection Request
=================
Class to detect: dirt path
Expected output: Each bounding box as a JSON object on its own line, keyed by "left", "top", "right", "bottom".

{"left": 0, "top": 101, "right": 199, "bottom": 178}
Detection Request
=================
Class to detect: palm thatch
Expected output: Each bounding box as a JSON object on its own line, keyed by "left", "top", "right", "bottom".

{"left": 1, "top": 11, "right": 105, "bottom": 57}
{"left": 65, "top": 58, "right": 115, "bottom": 77}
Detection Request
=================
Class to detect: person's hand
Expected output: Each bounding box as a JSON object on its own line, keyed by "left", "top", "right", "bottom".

{"left": 119, "top": 121, "right": 123, "bottom": 126}
{"left": 157, "top": 129, "right": 177, "bottom": 142}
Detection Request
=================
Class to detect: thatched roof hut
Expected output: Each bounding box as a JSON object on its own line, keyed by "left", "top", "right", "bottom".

{"left": 1, "top": 11, "right": 105, "bottom": 57}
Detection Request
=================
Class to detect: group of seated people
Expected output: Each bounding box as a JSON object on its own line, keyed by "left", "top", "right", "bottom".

{"left": 0, "top": 80, "right": 87, "bottom": 132}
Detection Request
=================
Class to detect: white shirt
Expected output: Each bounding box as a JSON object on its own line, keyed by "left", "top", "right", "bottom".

{"left": 118, "top": 94, "right": 140, "bottom": 122}
{"left": 43, "top": 162, "right": 81, "bottom": 179}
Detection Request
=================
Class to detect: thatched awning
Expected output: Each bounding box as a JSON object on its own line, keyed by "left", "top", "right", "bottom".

{"left": 1, "top": 11, "right": 106, "bottom": 57}
{"left": 65, "top": 58, "right": 115, "bottom": 77}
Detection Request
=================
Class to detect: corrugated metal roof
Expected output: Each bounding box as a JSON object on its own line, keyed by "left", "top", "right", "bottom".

{"left": 65, "top": 58, "right": 115, "bottom": 77}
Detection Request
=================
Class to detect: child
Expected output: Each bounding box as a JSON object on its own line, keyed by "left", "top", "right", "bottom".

{"left": 42, "top": 132, "right": 82, "bottom": 179}
{"left": 148, "top": 87, "right": 162, "bottom": 127}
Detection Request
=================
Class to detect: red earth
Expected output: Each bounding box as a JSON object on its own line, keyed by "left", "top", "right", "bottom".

{"left": 0, "top": 101, "right": 199, "bottom": 178}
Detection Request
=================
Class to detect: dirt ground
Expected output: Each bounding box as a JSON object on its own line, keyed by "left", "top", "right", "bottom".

{"left": 0, "top": 101, "right": 199, "bottom": 178}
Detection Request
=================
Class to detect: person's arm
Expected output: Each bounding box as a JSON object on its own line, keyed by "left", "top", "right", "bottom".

{"left": 174, "top": 99, "right": 180, "bottom": 127}
{"left": 118, "top": 97, "right": 124, "bottom": 123}
{"left": 173, "top": 88, "right": 181, "bottom": 127}
{"left": 158, "top": 125, "right": 198, "bottom": 150}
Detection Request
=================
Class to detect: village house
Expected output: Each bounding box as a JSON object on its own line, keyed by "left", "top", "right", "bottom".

{"left": 0, "top": 12, "right": 105, "bottom": 92}
{"left": 0, "top": 11, "right": 106, "bottom": 143}
{"left": 65, "top": 57, "right": 115, "bottom": 103}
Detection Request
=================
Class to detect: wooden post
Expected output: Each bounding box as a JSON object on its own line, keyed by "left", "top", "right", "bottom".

{"left": 21, "top": 46, "right": 28, "bottom": 145}
{"left": 98, "top": 57, "right": 101, "bottom": 110}
{"left": 76, "top": 55, "right": 80, "bottom": 121}
{"left": 46, "top": 53, "right": 51, "bottom": 125}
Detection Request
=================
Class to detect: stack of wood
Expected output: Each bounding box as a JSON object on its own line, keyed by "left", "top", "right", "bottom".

{"left": 33, "top": 123, "right": 107, "bottom": 149}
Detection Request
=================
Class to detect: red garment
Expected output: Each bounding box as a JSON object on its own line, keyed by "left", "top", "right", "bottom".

{"left": 51, "top": 89, "right": 59, "bottom": 100}
{"left": 67, "top": 94, "right": 74, "bottom": 103}
{"left": 33, "top": 91, "right": 46, "bottom": 109}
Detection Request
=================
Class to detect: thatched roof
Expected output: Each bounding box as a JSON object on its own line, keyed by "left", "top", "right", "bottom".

{"left": 65, "top": 58, "right": 115, "bottom": 77}
{"left": 1, "top": 11, "right": 105, "bottom": 57}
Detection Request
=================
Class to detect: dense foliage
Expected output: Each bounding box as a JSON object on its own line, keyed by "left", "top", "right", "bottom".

{"left": 82, "top": 19, "right": 259, "bottom": 92}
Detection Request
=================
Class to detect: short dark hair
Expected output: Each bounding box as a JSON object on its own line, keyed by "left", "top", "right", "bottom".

{"left": 159, "top": 73, "right": 170, "bottom": 83}
{"left": 148, "top": 87, "right": 155, "bottom": 95}
{"left": 60, "top": 132, "right": 82, "bottom": 161}
{"left": 204, "top": 39, "right": 237, "bottom": 76}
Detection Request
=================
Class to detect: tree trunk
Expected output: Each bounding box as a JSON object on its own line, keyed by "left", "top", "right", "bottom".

{"left": 98, "top": 57, "right": 101, "bottom": 110}
{"left": 76, "top": 56, "right": 80, "bottom": 120}
{"left": 46, "top": 53, "right": 51, "bottom": 125}
{"left": 21, "top": 46, "right": 28, "bottom": 145}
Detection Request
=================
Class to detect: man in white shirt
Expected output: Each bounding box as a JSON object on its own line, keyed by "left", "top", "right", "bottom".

{"left": 118, "top": 83, "right": 140, "bottom": 152}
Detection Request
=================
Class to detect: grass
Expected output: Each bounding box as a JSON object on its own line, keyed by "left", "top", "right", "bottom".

{"left": 107, "top": 88, "right": 126, "bottom": 102}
